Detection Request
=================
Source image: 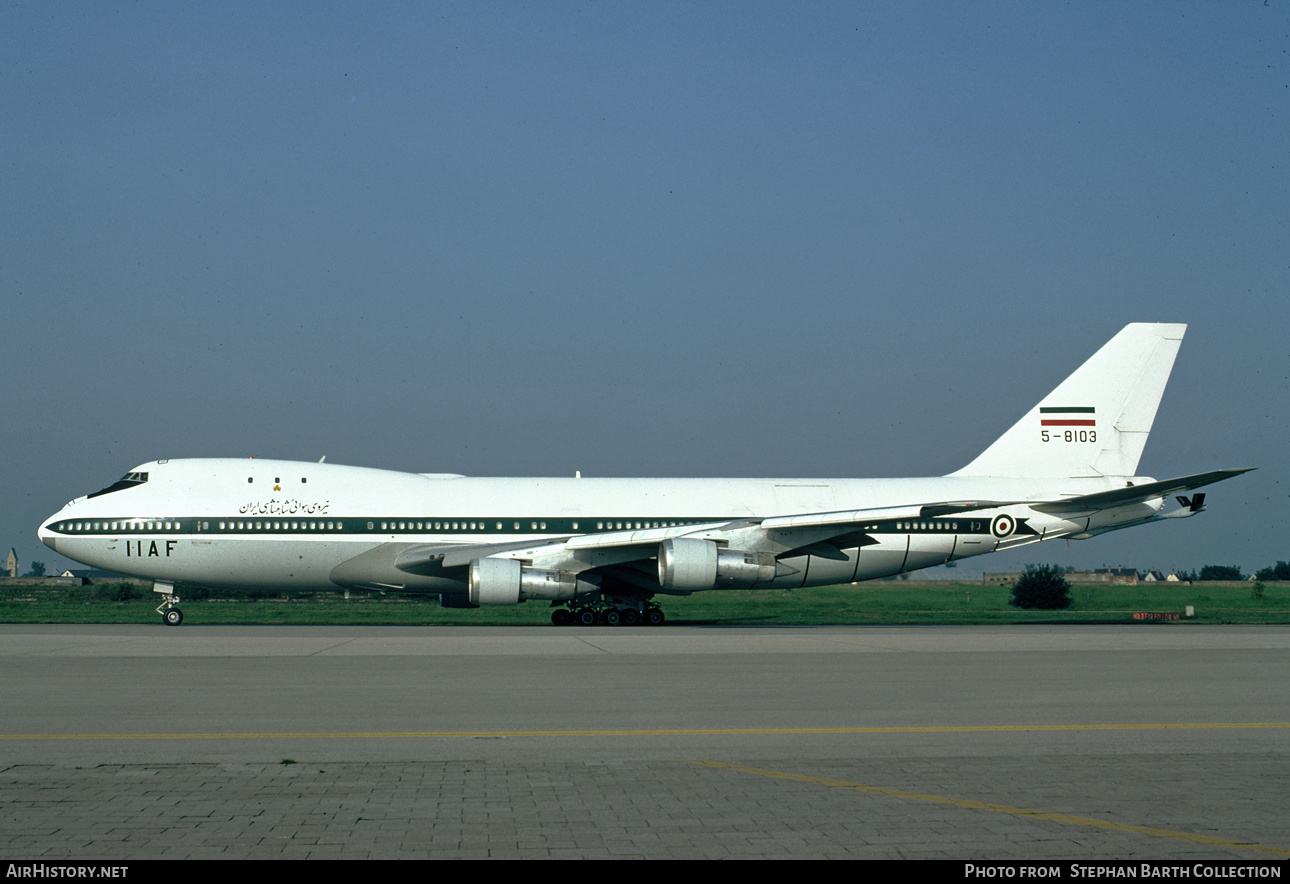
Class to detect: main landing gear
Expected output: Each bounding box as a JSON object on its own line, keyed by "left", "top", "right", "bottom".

{"left": 153, "top": 581, "right": 183, "bottom": 626}
{"left": 550, "top": 600, "right": 666, "bottom": 627}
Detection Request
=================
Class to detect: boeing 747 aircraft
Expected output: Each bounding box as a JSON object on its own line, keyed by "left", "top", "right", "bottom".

{"left": 39, "top": 323, "right": 1248, "bottom": 625}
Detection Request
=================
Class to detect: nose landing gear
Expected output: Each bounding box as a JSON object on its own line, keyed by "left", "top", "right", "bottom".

{"left": 153, "top": 581, "right": 183, "bottom": 626}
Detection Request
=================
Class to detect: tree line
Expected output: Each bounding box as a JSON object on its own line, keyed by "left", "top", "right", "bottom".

{"left": 1176, "top": 562, "right": 1290, "bottom": 582}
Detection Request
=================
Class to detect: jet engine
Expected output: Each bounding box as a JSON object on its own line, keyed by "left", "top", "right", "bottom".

{"left": 657, "top": 537, "right": 777, "bottom": 591}
{"left": 467, "top": 557, "right": 594, "bottom": 606}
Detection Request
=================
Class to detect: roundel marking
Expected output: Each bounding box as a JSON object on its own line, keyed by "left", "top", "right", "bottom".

{"left": 990, "top": 514, "right": 1016, "bottom": 538}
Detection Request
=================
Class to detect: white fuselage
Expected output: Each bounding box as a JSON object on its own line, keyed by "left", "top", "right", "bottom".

{"left": 39, "top": 458, "right": 1158, "bottom": 595}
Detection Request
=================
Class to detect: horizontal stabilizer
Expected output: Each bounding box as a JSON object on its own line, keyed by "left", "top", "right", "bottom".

{"left": 1029, "top": 469, "right": 1252, "bottom": 515}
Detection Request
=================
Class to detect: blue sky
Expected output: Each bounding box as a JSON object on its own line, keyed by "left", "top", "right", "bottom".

{"left": 3, "top": 2, "right": 1285, "bottom": 577}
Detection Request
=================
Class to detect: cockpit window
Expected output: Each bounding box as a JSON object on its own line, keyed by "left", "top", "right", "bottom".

{"left": 87, "top": 471, "right": 149, "bottom": 499}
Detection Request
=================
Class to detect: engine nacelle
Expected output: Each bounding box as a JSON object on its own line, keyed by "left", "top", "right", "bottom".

{"left": 468, "top": 557, "right": 594, "bottom": 606}
{"left": 657, "top": 538, "right": 777, "bottom": 591}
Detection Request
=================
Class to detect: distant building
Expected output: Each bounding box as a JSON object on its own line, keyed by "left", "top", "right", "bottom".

{"left": 984, "top": 567, "right": 1142, "bottom": 586}
{"left": 5, "top": 548, "right": 15, "bottom": 578}
{"left": 1068, "top": 568, "right": 1139, "bottom": 585}
{"left": 62, "top": 569, "right": 130, "bottom": 581}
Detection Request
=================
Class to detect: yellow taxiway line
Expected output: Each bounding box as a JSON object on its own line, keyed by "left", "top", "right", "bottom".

{"left": 691, "top": 759, "right": 1290, "bottom": 859}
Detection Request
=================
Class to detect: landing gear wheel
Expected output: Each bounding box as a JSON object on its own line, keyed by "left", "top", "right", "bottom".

{"left": 577, "top": 608, "right": 598, "bottom": 627}
{"left": 604, "top": 609, "right": 622, "bottom": 627}
{"left": 646, "top": 608, "right": 665, "bottom": 626}
{"left": 622, "top": 609, "right": 640, "bottom": 627}
{"left": 552, "top": 608, "right": 573, "bottom": 626}
{"left": 163, "top": 608, "right": 183, "bottom": 626}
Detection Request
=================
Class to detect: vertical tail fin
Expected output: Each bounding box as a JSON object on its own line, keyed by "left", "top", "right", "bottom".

{"left": 951, "top": 323, "right": 1185, "bottom": 479}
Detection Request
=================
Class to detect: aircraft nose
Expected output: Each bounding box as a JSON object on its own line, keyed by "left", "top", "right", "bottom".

{"left": 38, "top": 513, "right": 60, "bottom": 554}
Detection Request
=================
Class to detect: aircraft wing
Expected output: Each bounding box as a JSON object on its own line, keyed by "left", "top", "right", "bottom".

{"left": 396, "top": 539, "right": 570, "bottom": 574}
{"left": 392, "top": 500, "right": 1017, "bottom": 579}
{"left": 334, "top": 499, "right": 1017, "bottom": 590}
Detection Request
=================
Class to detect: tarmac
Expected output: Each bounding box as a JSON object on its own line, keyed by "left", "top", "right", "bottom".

{"left": 1, "top": 624, "right": 1288, "bottom": 859}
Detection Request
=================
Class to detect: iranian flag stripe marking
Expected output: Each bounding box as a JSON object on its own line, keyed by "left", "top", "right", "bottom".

{"left": 1040, "top": 406, "right": 1095, "bottom": 426}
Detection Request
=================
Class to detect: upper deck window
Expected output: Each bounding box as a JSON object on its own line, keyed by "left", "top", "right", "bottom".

{"left": 87, "top": 472, "right": 149, "bottom": 499}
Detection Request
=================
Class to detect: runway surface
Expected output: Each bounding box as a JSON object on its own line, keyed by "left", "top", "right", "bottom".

{"left": 1, "top": 624, "right": 1288, "bottom": 859}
